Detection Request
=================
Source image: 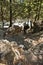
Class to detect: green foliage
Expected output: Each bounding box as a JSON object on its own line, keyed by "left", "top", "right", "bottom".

{"left": 0, "top": 0, "right": 43, "bottom": 22}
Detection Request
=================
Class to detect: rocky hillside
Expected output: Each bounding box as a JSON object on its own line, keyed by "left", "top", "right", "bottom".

{"left": 0, "top": 38, "right": 43, "bottom": 65}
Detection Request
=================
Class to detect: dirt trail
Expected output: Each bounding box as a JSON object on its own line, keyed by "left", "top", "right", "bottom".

{"left": 0, "top": 29, "right": 43, "bottom": 65}
{"left": 0, "top": 63, "right": 5, "bottom": 65}
{"left": 0, "top": 29, "right": 43, "bottom": 47}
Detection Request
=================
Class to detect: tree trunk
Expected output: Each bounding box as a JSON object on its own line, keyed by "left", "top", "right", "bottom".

{"left": 1, "top": 2, "right": 4, "bottom": 28}
{"left": 37, "top": 0, "right": 42, "bottom": 20}
{"left": 9, "top": 0, "right": 12, "bottom": 27}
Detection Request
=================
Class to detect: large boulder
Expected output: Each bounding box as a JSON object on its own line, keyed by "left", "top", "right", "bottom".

{"left": 0, "top": 40, "right": 18, "bottom": 65}
{"left": 12, "top": 42, "right": 43, "bottom": 65}
{"left": 30, "top": 43, "right": 43, "bottom": 65}
{"left": 0, "top": 39, "right": 26, "bottom": 65}
{"left": 0, "top": 39, "right": 43, "bottom": 65}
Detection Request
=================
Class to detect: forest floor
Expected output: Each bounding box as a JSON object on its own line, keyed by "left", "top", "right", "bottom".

{"left": 0, "top": 63, "right": 5, "bottom": 65}
{"left": 0, "top": 29, "right": 43, "bottom": 65}
{"left": 0, "top": 29, "right": 43, "bottom": 47}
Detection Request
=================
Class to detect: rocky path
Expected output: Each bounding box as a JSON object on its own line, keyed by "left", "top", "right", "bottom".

{"left": 0, "top": 29, "right": 43, "bottom": 65}
{"left": 0, "top": 29, "right": 43, "bottom": 49}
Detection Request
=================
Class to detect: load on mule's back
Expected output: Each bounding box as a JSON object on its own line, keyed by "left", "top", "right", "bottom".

{"left": 3, "top": 23, "right": 22, "bottom": 37}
